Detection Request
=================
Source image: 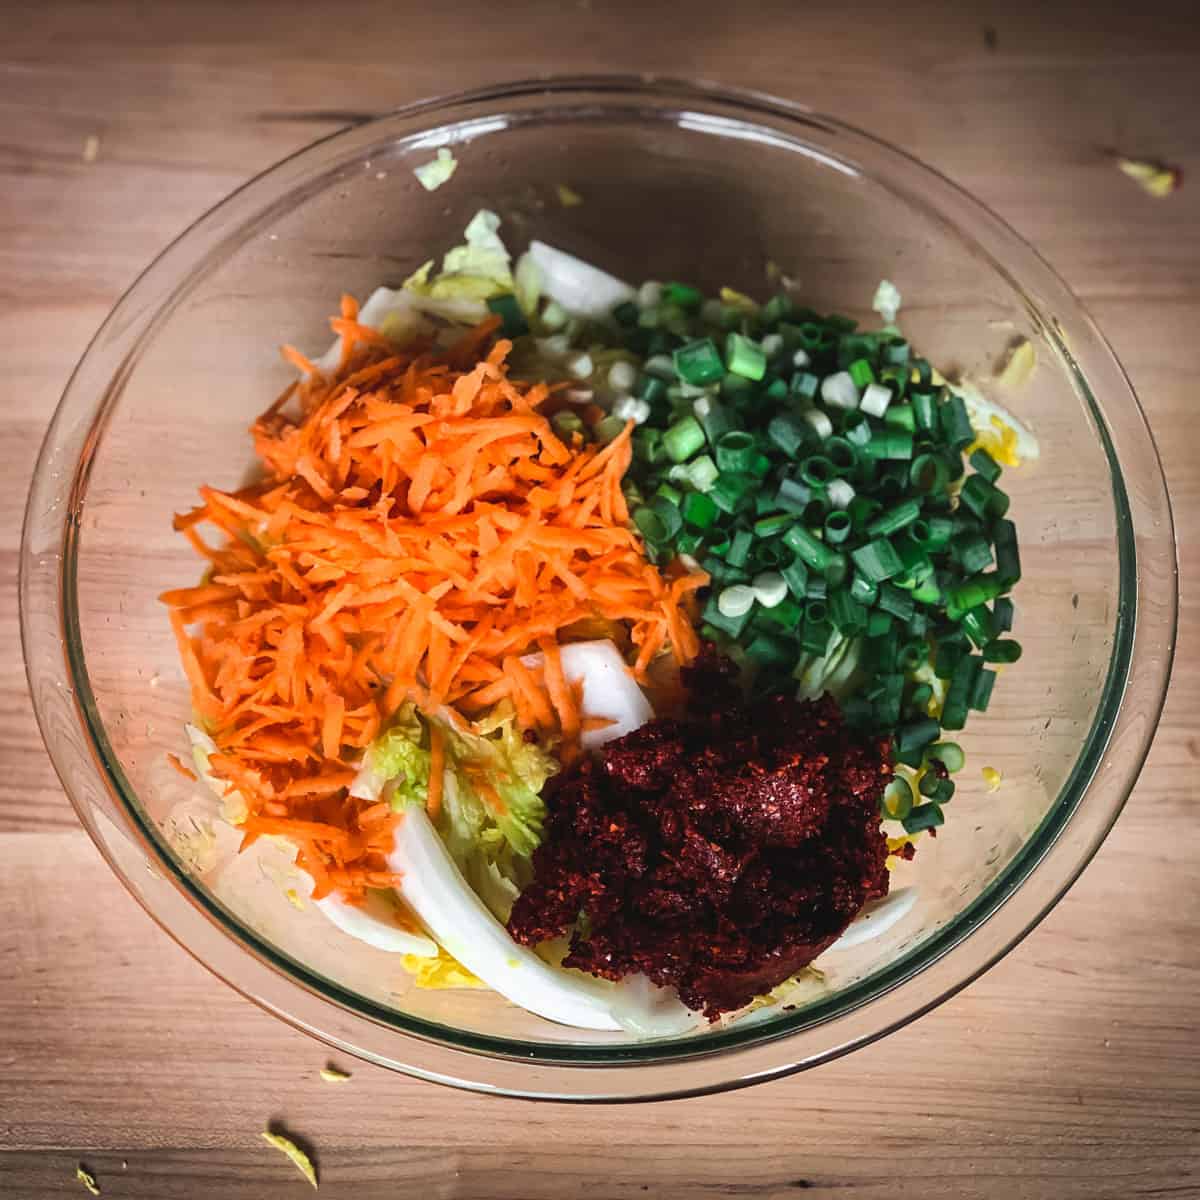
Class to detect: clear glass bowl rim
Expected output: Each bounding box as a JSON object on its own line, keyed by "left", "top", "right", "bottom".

{"left": 20, "top": 75, "right": 1177, "bottom": 1101}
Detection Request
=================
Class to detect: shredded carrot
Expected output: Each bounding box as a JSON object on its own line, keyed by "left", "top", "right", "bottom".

{"left": 426, "top": 725, "right": 445, "bottom": 820}
{"left": 161, "top": 305, "right": 707, "bottom": 898}
{"left": 581, "top": 715, "right": 617, "bottom": 733}
{"left": 166, "top": 752, "right": 198, "bottom": 781}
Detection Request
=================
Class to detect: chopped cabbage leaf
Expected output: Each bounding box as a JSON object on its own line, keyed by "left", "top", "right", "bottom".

{"left": 413, "top": 147, "right": 458, "bottom": 191}
{"left": 402, "top": 946, "right": 487, "bottom": 989}
{"left": 400, "top": 208, "right": 513, "bottom": 311}
{"left": 872, "top": 279, "right": 902, "bottom": 323}
{"left": 555, "top": 183, "right": 583, "bottom": 207}
{"left": 186, "top": 723, "right": 248, "bottom": 824}
{"left": 261, "top": 1131, "right": 318, "bottom": 1189}
{"left": 349, "top": 702, "right": 428, "bottom": 805}
{"left": 513, "top": 250, "right": 541, "bottom": 316}
{"left": 352, "top": 701, "right": 555, "bottom": 920}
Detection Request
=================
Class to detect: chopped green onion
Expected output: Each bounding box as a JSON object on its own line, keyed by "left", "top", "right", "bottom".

{"left": 847, "top": 358, "right": 875, "bottom": 389}
{"left": 959, "top": 474, "right": 1010, "bottom": 521}
{"left": 993, "top": 519, "right": 1021, "bottom": 585}
{"left": 952, "top": 531, "right": 994, "bottom": 574}
{"left": 993, "top": 596, "right": 1015, "bottom": 633}
{"left": 663, "top": 415, "right": 706, "bottom": 463}
{"left": 673, "top": 338, "right": 725, "bottom": 386}
{"left": 725, "top": 332, "right": 767, "bottom": 381}
{"left": 873, "top": 672, "right": 905, "bottom": 726}
{"left": 774, "top": 477, "right": 812, "bottom": 514}
{"left": 486, "top": 293, "right": 529, "bottom": 336}
{"left": 751, "top": 513, "right": 791, "bottom": 540}
{"left": 791, "top": 371, "right": 820, "bottom": 401}
{"left": 694, "top": 397, "right": 734, "bottom": 444}
{"left": 969, "top": 448, "right": 1002, "bottom": 483}
{"left": 867, "top": 499, "right": 922, "bottom": 538}
{"left": 799, "top": 455, "right": 836, "bottom": 490}
{"left": 895, "top": 717, "right": 940, "bottom": 756}
{"left": 824, "top": 511, "right": 853, "bottom": 545}
{"left": 882, "top": 777, "right": 914, "bottom": 820}
{"left": 684, "top": 454, "right": 719, "bottom": 492}
{"left": 961, "top": 604, "right": 997, "bottom": 648}
{"left": 551, "top": 409, "right": 584, "bottom": 437}
{"left": 859, "top": 382, "right": 893, "bottom": 418}
{"left": 824, "top": 437, "right": 858, "bottom": 475}
{"left": 760, "top": 596, "right": 804, "bottom": 629}
{"left": 746, "top": 632, "right": 795, "bottom": 666}
{"left": 878, "top": 583, "right": 915, "bottom": 621}
{"left": 799, "top": 617, "right": 834, "bottom": 656}
{"left": 866, "top": 608, "right": 893, "bottom": 637}
{"left": 909, "top": 453, "right": 951, "bottom": 494}
{"left": 648, "top": 495, "right": 682, "bottom": 541}
{"left": 911, "top": 391, "right": 938, "bottom": 432}
{"left": 820, "top": 371, "right": 860, "bottom": 410}
{"left": 637, "top": 374, "right": 668, "bottom": 407}
{"left": 680, "top": 490, "right": 719, "bottom": 529}
{"left": 715, "top": 430, "right": 758, "bottom": 472}
{"left": 899, "top": 638, "right": 928, "bottom": 671}
{"left": 970, "top": 667, "right": 997, "bottom": 711}
{"left": 725, "top": 530, "right": 754, "bottom": 569}
{"left": 632, "top": 506, "right": 669, "bottom": 546}
{"left": 718, "top": 584, "right": 757, "bottom": 619}
{"left": 848, "top": 572, "right": 879, "bottom": 606}
{"left": 753, "top": 571, "right": 789, "bottom": 609}
{"left": 902, "top": 802, "right": 945, "bottom": 834}
{"left": 801, "top": 408, "right": 834, "bottom": 439}
{"left": 702, "top": 595, "right": 752, "bottom": 639}
{"left": 781, "top": 558, "right": 809, "bottom": 599}
{"left": 851, "top": 537, "right": 903, "bottom": 583}
{"left": 925, "top": 741, "right": 965, "bottom": 773}
{"left": 883, "top": 404, "right": 915, "bottom": 432}
{"left": 784, "top": 524, "right": 838, "bottom": 571}
{"left": 918, "top": 772, "right": 955, "bottom": 802}
{"left": 939, "top": 394, "right": 974, "bottom": 449}
{"left": 663, "top": 281, "right": 703, "bottom": 310}
{"left": 826, "top": 478, "right": 856, "bottom": 510}
{"left": 946, "top": 572, "right": 1007, "bottom": 617}
{"left": 766, "top": 414, "right": 807, "bottom": 458}
{"left": 941, "top": 654, "right": 982, "bottom": 730}
{"left": 847, "top": 496, "right": 882, "bottom": 531}
{"left": 594, "top": 415, "right": 626, "bottom": 444}
{"left": 983, "top": 638, "right": 1022, "bottom": 664}
{"left": 841, "top": 412, "right": 872, "bottom": 447}
{"left": 829, "top": 588, "right": 868, "bottom": 634}
{"left": 709, "top": 471, "right": 757, "bottom": 515}
{"left": 862, "top": 430, "right": 914, "bottom": 461}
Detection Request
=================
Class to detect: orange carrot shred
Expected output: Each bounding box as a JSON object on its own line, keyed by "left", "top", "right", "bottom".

{"left": 426, "top": 725, "right": 445, "bottom": 820}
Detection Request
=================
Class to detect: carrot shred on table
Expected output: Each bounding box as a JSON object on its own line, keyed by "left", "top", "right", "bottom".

{"left": 166, "top": 752, "right": 197, "bottom": 782}
{"left": 161, "top": 307, "right": 706, "bottom": 898}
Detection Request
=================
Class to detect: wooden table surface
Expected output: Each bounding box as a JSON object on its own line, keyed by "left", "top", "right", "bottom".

{"left": 3, "top": 2, "right": 1198, "bottom": 1196}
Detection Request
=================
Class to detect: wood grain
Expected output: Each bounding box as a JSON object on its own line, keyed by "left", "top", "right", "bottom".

{"left": 2, "top": 1, "right": 1199, "bottom": 1196}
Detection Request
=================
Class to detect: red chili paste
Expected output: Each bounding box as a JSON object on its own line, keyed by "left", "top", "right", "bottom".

{"left": 507, "top": 651, "right": 893, "bottom": 1018}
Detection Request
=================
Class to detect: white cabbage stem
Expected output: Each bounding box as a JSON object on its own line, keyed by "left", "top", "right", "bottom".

{"left": 389, "top": 798, "right": 621, "bottom": 1031}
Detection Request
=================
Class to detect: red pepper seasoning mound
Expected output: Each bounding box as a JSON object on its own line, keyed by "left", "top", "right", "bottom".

{"left": 507, "top": 650, "right": 893, "bottom": 1018}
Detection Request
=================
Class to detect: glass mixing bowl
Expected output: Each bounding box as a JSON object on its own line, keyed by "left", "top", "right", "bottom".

{"left": 21, "top": 77, "right": 1176, "bottom": 1100}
